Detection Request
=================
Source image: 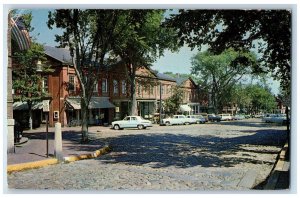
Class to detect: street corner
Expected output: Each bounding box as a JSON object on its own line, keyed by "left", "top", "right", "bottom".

{"left": 63, "top": 145, "right": 112, "bottom": 163}
{"left": 7, "top": 158, "right": 58, "bottom": 174}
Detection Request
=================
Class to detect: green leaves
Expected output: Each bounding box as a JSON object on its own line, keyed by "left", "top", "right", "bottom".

{"left": 12, "top": 42, "right": 51, "bottom": 103}
{"left": 164, "top": 86, "right": 184, "bottom": 114}
{"left": 191, "top": 49, "right": 256, "bottom": 113}
{"left": 166, "top": 9, "right": 291, "bottom": 92}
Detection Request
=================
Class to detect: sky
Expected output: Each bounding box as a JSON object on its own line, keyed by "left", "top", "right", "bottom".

{"left": 27, "top": 9, "right": 280, "bottom": 95}
{"left": 29, "top": 9, "right": 197, "bottom": 74}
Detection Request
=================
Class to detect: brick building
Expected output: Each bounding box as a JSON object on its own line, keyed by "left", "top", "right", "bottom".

{"left": 13, "top": 46, "right": 206, "bottom": 127}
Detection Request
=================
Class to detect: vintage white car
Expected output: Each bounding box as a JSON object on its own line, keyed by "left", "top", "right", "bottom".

{"left": 111, "top": 116, "right": 152, "bottom": 130}
{"left": 262, "top": 114, "right": 287, "bottom": 124}
{"left": 219, "top": 114, "right": 233, "bottom": 121}
{"left": 162, "top": 115, "right": 191, "bottom": 126}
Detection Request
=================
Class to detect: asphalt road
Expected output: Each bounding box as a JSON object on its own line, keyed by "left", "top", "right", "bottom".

{"left": 7, "top": 119, "right": 288, "bottom": 191}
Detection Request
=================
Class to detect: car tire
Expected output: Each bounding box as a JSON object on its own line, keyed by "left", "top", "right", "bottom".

{"left": 113, "top": 124, "right": 120, "bottom": 130}
{"left": 165, "top": 121, "right": 171, "bottom": 126}
{"left": 137, "top": 124, "right": 144, "bottom": 130}
{"left": 196, "top": 121, "right": 200, "bottom": 124}
{"left": 184, "top": 122, "right": 190, "bottom": 125}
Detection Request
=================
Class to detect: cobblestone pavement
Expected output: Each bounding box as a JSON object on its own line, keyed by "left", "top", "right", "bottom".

{"left": 7, "top": 119, "right": 288, "bottom": 191}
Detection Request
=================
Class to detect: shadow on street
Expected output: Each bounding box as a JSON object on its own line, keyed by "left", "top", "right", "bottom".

{"left": 88, "top": 128, "right": 288, "bottom": 168}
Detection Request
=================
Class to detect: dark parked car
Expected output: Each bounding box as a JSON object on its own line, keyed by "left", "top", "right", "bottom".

{"left": 208, "top": 114, "right": 221, "bottom": 122}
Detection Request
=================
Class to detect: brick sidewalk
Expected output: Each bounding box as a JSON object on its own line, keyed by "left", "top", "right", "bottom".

{"left": 7, "top": 126, "right": 110, "bottom": 165}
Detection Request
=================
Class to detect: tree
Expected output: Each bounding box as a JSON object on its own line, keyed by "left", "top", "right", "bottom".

{"left": 48, "top": 9, "right": 125, "bottom": 142}
{"left": 164, "top": 86, "right": 184, "bottom": 115}
{"left": 191, "top": 48, "right": 257, "bottom": 113}
{"left": 230, "top": 83, "right": 276, "bottom": 114}
{"left": 12, "top": 12, "right": 51, "bottom": 130}
{"left": 112, "top": 10, "right": 178, "bottom": 115}
{"left": 165, "top": 9, "right": 291, "bottom": 93}
{"left": 246, "top": 85, "right": 277, "bottom": 114}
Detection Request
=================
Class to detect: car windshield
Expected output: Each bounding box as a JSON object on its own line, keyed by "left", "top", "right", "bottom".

{"left": 123, "top": 117, "right": 130, "bottom": 121}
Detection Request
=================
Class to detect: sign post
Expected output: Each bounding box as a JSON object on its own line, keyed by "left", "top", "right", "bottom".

{"left": 43, "top": 100, "right": 50, "bottom": 158}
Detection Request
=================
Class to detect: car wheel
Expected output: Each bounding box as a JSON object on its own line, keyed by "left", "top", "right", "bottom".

{"left": 113, "top": 124, "right": 120, "bottom": 130}
{"left": 196, "top": 121, "right": 200, "bottom": 124}
{"left": 137, "top": 124, "right": 144, "bottom": 130}
{"left": 184, "top": 122, "right": 190, "bottom": 125}
{"left": 165, "top": 121, "right": 171, "bottom": 126}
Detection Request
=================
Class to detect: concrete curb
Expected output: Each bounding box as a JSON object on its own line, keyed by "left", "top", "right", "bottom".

{"left": 7, "top": 145, "right": 111, "bottom": 174}
{"left": 264, "top": 142, "right": 289, "bottom": 190}
{"left": 63, "top": 145, "right": 111, "bottom": 163}
{"left": 7, "top": 159, "right": 58, "bottom": 174}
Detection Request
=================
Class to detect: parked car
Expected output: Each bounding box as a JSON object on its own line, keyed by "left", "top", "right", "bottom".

{"left": 111, "top": 116, "right": 152, "bottom": 130}
{"left": 208, "top": 114, "right": 221, "bottom": 122}
{"left": 244, "top": 114, "right": 251, "bottom": 119}
{"left": 162, "top": 115, "right": 190, "bottom": 126}
{"left": 270, "top": 114, "right": 287, "bottom": 124}
{"left": 233, "top": 114, "right": 245, "bottom": 120}
{"left": 199, "top": 113, "right": 209, "bottom": 122}
{"left": 262, "top": 114, "right": 276, "bottom": 123}
{"left": 186, "top": 115, "right": 206, "bottom": 124}
{"left": 219, "top": 114, "right": 233, "bottom": 121}
{"left": 185, "top": 115, "right": 198, "bottom": 124}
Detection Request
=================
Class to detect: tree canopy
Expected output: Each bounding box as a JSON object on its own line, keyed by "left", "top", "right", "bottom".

{"left": 12, "top": 11, "right": 52, "bottom": 129}
{"left": 191, "top": 48, "right": 257, "bottom": 113}
{"left": 47, "top": 9, "right": 178, "bottom": 141}
{"left": 165, "top": 9, "right": 291, "bottom": 92}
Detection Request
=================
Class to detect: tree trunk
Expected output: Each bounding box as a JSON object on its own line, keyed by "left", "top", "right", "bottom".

{"left": 81, "top": 98, "right": 89, "bottom": 143}
{"left": 129, "top": 68, "right": 138, "bottom": 116}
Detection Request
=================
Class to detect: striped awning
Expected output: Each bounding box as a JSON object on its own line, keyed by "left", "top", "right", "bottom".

{"left": 65, "top": 97, "right": 115, "bottom": 110}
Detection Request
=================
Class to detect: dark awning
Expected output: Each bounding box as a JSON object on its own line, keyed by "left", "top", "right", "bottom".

{"left": 13, "top": 101, "right": 43, "bottom": 110}
{"left": 65, "top": 97, "right": 115, "bottom": 110}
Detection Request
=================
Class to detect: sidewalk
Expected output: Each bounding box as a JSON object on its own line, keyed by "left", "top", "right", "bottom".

{"left": 264, "top": 142, "right": 290, "bottom": 190}
{"left": 7, "top": 126, "right": 110, "bottom": 165}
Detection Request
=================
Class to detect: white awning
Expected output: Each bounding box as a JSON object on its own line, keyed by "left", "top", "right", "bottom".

{"left": 179, "top": 104, "right": 192, "bottom": 112}
{"left": 13, "top": 101, "right": 43, "bottom": 110}
{"left": 65, "top": 97, "right": 115, "bottom": 110}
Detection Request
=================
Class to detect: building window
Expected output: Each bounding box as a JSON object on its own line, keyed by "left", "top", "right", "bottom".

{"left": 165, "top": 85, "right": 168, "bottom": 94}
{"left": 122, "top": 80, "right": 127, "bottom": 94}
{"left": 113, "top": 80, "right": 119, "bottom": 94}
{"left": 150, "top": 85, "right": 154, "bottom": 95}
{"left": 102, "top": 78, "right": 108, "bottom": 93}
{"left": 69, "top": 75, "right": 75, "bottom": 92}
{"left": 93, "top": 80, "right": 98, "bottom": 93}
{"left": 161, "top": 84, "right": 164, "bottom": 95}
{"left": 137, "top": 83, "right": 141, "bottom": 95}
{"left": 42, "top": 76, "right": 48, "bottom": 93}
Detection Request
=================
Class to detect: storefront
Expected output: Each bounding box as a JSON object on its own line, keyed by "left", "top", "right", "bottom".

{"left": 137, "top": 100, "right": 156, "bottom": 120}
{"left": 65, "top": 97, "right": 115, "bottom": 126}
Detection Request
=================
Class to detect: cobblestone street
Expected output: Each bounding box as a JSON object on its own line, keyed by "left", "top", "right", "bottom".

{"left": 7, "top": 119, "right": 288, "bottom": 191}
